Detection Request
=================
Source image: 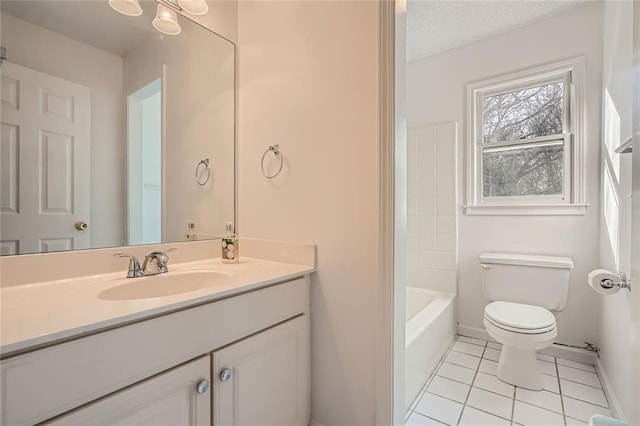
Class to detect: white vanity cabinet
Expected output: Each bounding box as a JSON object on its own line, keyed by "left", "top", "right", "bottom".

{"left": 213, "top": 315, "right": 310, "bottom": 426}
{"left": 47, "top": 356, "right": 211, "bottom": 426}
{"left": 1, "top": 277, "right": 311, "bottom": 426}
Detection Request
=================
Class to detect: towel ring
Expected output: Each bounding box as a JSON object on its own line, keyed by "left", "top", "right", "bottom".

{"left": 261, "top": 145, "right": 283, "bottom": 179}
{"left": 195, "top": 158, "right": 210, "bottom": 186}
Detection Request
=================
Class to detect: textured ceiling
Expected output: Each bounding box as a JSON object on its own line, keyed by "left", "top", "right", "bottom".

{"left": 407, "top": 0, "right": 593, "bottom": 62}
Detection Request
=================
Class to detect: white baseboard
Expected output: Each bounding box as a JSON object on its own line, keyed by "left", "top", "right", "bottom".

{"left": 595, "top": 358, "right": 627, "bottom": 422}
{"left": 457, "top": 324, "right": 598, "bottom": 365}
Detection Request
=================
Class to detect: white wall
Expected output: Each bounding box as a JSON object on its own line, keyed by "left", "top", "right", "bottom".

{"left": 597, "top": 0, "right": 635, "bottom": 421}
{"left": 406, "top": 123, "right": 458, "bottom": 293}
{"left": 1, "top": 13, "right": 124, "bottom": 249}
{"left": 237, "top": 2, "right": 379, "bottom": 424}
{"left": 407, "top": 3, "right": 604, "bottom": 345}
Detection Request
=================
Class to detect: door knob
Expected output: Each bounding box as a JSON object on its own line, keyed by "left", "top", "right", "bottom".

{"left": 196, "top": 380, "right": 210, "bottom": 394}
{"left": 220, "top": 368, "right": 232, "bottom": 382}
{"left": 75, "top": 221, "right": 88, "bottom": 231}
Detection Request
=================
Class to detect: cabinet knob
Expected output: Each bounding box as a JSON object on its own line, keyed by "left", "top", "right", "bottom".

{"left": 196, "top": 380, "right": 210, "bottom": 394}
{"left": 220, "top": 368, "right": 232, "bottom": 382}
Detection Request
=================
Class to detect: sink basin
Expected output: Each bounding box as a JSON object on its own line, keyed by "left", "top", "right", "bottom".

{"left": 98, "top": 270, "right": 233, "bottom": 301}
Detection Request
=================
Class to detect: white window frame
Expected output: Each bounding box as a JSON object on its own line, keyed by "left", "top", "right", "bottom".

{"left": 465, "top": 58, "right": 588, "bottom": 215}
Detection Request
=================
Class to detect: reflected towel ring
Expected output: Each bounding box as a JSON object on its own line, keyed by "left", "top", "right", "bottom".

{"left": 261, "top": 145, "right": 284, "bottom": 179}
{"left": 195, "top": 158, "right": 210, "bottom": 186}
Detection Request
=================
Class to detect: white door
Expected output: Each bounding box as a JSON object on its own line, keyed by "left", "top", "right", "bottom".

{"left": 47, "top": 356, "right": 211, "bottom": 425}
{"left": 213, "top": 315, "right": 311, "bottom": 426}
{"left": 0, "top": 61, "right": 90, "bottom": 255}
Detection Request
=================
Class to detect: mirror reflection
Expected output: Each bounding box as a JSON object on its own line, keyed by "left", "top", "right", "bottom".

{"left": 0, "top": 0, "right": 235, "bottom": 256}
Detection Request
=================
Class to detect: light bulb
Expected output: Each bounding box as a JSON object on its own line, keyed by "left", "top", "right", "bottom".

{"left": 178, "top": 0, "right": 208, "bottom": 16}
{"left": 108, "top": 0, "right": 143, "bottom": 17}
{"left": 152, "top": 4, "right": 181, "bottom": 35}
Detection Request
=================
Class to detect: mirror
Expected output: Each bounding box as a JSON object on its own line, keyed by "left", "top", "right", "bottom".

{"left": 0, "top": 0, "right": 235, "bottom": 256}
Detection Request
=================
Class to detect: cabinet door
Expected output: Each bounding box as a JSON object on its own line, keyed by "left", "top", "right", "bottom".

{"left": 213, "top": 315, "right": 310, "bottom": 426}
{"left": 47, "top": 356, "right": 210, "bottom": 426}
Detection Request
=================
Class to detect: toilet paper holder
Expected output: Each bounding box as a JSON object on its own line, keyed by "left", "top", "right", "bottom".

{"left": 600, "top": 272, "right": 632, "bottom": 292}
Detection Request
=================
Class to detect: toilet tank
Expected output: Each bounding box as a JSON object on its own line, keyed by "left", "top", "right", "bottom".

{"left": 479, "top": 253, "right": 574, "bottom": 311}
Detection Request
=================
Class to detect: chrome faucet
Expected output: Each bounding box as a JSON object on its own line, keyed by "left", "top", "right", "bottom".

{"left": 114, "top": 248, "right": 177, "bottom": 278}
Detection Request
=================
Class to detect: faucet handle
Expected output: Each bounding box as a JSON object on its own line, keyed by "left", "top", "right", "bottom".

{"left": 113, "top": 253, "right": 143, "bottom": 278}
{"left": 144, "top": 248, "right": 177, "bottom": 274}
{"left": 146, "top": 248, "right": 177, "bottom": 262}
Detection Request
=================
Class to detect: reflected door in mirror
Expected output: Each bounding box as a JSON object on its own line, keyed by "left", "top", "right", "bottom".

{"left": 1, "top": 62, "right": 90, "bottom": 255}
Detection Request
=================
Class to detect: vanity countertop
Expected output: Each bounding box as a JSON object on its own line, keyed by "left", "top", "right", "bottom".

{"left": 0, "top": 257, "right": 314, "bottom": 357}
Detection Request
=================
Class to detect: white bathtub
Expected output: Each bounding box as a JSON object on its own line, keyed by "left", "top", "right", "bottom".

{"left": 405, "top": 287, "right": 456, "bottom": 410}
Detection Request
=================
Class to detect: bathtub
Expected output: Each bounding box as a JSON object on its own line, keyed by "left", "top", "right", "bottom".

{"left": 405, "top": 287, "right": 456, "bottom": 410}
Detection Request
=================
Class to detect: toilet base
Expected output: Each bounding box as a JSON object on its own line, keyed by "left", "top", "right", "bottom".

{"left": 484, "top": 316, "right": 557, "bottom": 390}
{"left": 496, "top": 345, "right": 544, "bottom": 390}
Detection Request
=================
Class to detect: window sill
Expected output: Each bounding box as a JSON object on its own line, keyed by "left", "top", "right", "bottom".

{"left": 464, "top": 203, "right": 589, "bottom": 216}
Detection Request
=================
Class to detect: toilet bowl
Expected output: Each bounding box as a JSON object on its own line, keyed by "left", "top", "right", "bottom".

{"left": 479, "top": 252, "right": 573, "bottom": 390}
{"left": 483, "top": 301, "right": 557, "bottom": 390}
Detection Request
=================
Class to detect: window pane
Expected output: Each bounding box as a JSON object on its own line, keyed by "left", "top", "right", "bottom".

{"left": 483, "top": 82, "right": 564, "bottom": 143}
{"left": 483, "top": 142, "right": 564, "bottom": 197}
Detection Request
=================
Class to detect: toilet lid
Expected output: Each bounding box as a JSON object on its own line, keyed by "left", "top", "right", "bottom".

{"left": 485, "top": 301, "right": 556, "bottom": 331}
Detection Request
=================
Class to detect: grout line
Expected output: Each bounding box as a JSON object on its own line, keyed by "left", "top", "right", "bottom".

{"left": 463, "top": 405, "right": 513, "bottom": 423}
{"left": 557, "top": 356, "right": 568, "bottom": 426}
{"left": 415, "top": 412, "right": 449, "bottom": 426}
{"left": 440, "top": 361, "right": 478, "bottom": 372}
{"left": 510, "top": 382, "right": 516, "bottom": 426}
{"left": 557, "top": 363, "right": 598, "bottom": 373}
{"left": 450, "top": 348, "right": 487, "bottom": 358}
{"left": 513, "top": 397, "right": 565, "bottom": 416}
{"left": 449, "top": 349, "right": 484, "bottom": 359}
{"left": 558, "top": 376, "right": 605, "bottom": 390}
{"left": 456, "top": 335, "right": 487, "bottom": 347}
{"left": 556, "top": 358, "right": 597, "bottom": 368}
{"left": 455, "top": 340, "right": 487, "bottom": 425}
{"left": 435, "top": 373, "right": 474, "bottom": 387}
{"left": 424, "top": 390, "right": 466, "bottom": 406}
{"left": 561, "top": 394, "right": 610, "bottom": 410}
{"left": 565, "top": 414, "right": 591, "bottom": 424}
{"left": 471, "top": 384, "right": 515, "bottom": 401}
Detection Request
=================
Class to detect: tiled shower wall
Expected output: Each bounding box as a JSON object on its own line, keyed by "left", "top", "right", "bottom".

{"left": 406, "top": 122, "right": 457, "bottom": 293}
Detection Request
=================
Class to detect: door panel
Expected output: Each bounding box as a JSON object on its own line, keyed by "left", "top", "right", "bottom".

{"left": 0, "top": 123, "right": 18, "bottom": 214}
{"left": 47, "top": 356, "right": 211, "bottom": 426}
{"left": 0, "top": 61, "right": 90, "bottom": 254}
{"left": 213, "top": 315, "right": 310, "bottom": 426}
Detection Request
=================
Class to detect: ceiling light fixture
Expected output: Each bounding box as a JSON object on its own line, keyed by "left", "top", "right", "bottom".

{"left": 178, "top": 0, "right": 208, "bottom": 16}
{"left": 108, "top": 0, "right": 143, "bottom": 16}
{"left": 152, "top": 4, "right": 182, "bottom": 35}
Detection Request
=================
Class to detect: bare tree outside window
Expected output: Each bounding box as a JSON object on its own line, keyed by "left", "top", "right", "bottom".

{"left": 483, "top": 143, "right": 564, "bottom": 197}
{"left": 481, "top": 81, "right": 565, "bottom": 197}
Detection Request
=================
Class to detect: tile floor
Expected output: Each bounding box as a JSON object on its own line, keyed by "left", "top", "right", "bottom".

{"left": 406, "top": 335, "right": 613, "bottom": 426}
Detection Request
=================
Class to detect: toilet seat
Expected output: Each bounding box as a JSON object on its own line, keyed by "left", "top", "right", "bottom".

{"left": 484, "top": 301, "right": 556, "bottom": 334}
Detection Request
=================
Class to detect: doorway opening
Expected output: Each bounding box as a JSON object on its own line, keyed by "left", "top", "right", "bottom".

{"left": 127, "top": 78, "right": 162, "bottom": 245}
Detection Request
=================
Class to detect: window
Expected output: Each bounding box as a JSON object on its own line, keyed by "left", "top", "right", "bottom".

{"left": 465, "top": 58, "right": 587, "bottom": 215}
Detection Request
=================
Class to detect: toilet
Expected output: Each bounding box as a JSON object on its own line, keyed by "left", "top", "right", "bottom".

{"left": 479, "top": 253, "right": 574, "bottom": 390}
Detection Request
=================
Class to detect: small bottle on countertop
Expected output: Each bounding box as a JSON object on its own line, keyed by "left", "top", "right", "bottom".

{"left": 186, "top": 221, "right": 197, "bottom": 241}
{"left": 221, "top": 221, "right": 239, "bottom": 263}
